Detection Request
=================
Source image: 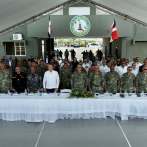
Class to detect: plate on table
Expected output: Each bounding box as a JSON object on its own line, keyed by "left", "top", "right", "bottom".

{"left": 28, "top": 93, "right": 35, "bottom": 96}
{"left": 13, "top": 93, "right": 19, "bottom": 96}
{"left": 0, "top": 93, "right": 7, "bottom": 96}
{"left": 42, "top": 93, "right": 49, "bottom": 96}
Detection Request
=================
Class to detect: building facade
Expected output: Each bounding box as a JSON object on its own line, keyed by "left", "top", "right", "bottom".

{"left": 0, "top": 3, "right": 147, "bottom": 62}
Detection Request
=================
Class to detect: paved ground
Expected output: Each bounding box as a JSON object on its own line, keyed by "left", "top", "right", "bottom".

{"left": 55, "top": 45, "right": 101, "bottom": 61}
{"left": 1, "top": 117, "right": 147, "bottom": 147}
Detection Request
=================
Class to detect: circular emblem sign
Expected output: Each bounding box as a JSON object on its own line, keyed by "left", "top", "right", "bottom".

{"left": 70, "top": 16, "right": 91, "bottom": 37}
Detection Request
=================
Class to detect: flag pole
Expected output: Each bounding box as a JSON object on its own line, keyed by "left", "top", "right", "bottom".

{"left": 48, "top": 15, "right": 51, "bottom": 58}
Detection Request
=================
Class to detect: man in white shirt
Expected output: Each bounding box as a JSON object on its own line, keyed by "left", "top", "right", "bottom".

{"left": 43, "top": 64, "right": 59, "bottom": 93}
{"left": 8, "top": 56, "right": 13, "bottom": 68}
{"left": 112, "top": 60, "right": 118, "bottom": 71}
{"left": 136, "top": 57, "right": 142, "bottom": 70}
{"left": 100, "top": 60, "right": 108, "bottom": 75}
{"left": 125, "top": 59, "right": 129, "bottom": 68}
{"left": 132, "top": 63, "right": 138, "bottom": 77}
{"left": 104, "top": 61, "right": 111, "bottom": 75}
{"left": 82, "top": 59, "right": 90, "bottom": 73}
{"left": 87, "top": 57, "right": 92, "bottom": 67}
{"left": 117, "top": 61, "right": 127, "bottom": 78}
{"left": 129, "top": 57, "right": 136, "bottom": 66}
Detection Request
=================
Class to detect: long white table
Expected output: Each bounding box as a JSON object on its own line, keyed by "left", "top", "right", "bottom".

{"left": 0, "top": 93, "right": 147, "bottom": 123}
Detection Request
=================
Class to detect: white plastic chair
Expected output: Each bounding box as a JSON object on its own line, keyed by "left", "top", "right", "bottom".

{"left": 60, "top": 89, "right": 71, "bottom": 93}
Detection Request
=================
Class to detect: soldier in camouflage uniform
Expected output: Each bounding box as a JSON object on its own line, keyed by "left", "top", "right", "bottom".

{"left": 74, "top": 61, "right": 87, "bottom": 73}
{"left": 121, "top": 66, "right": 135, "bottom": 93}
{"left": 105, "top": 65, "right": 120, "bottom": 93}
{"left": 136, "top": 66, "right": 147, "bottom": 93}
{"left": 61, "top": 60, "right": 72, "bottom": 72}
{"left": 27, "top": 61, "right": 41, "bottom": 75}
{"left": 27, "top": 67, "right": 42, "bottom": 93}
{"left": 60, "top": 63, "right": 71, "bottom": 89}
{"left": 16, "top": 62, "right": 27, "bottom": 74}
{"left": 52, "top": 56, "right": 59, "bottom": 67}
{"left": 89, "top": 65, "right": 105, "bottom": 94}
{"left": 39, "top": 60, "right": 47, "bottom": 79}
{"left": 20, "top": 57, "right": 27, "bottom": 68}
{"left": 0, "top": 63, "right": 12, "bottom": 93}
{"left": 71, "top": 64, "right": 87, "bottom": 92}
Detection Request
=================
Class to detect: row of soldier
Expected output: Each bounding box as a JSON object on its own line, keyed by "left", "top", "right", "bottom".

{"left": 0, "top": 55, "right": 146, "bottom": 93}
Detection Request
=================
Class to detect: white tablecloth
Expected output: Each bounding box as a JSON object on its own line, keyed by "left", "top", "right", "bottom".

{"left": 0, "top": 94, "right": 147, "bottom": 123}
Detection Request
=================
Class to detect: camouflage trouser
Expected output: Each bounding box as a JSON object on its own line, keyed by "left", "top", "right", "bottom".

{"left": 106, "top": 84, "right": 117, "bottom": 93}
{"left": 61, "top": 83, "right": 71, "bottom": 89}
{"left": 74, "top": 87, "right": 85, "bottom": 92}
{"left": 91, "top": 86, "right": 103, "bottom": 94}
{"left": 138, "top": 88, "right": 147, "bottom": 93}
{"left": 0, "top": 87, "right": 9, "bottom": 93}
{"left": 123, "top": 88, "right": 133, "bottom": 93}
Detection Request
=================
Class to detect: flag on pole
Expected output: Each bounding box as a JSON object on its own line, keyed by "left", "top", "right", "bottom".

{"left": 110, "top": 18, "right": 118, "bottom": 42}
{"left": 48, "top": 16, "right": 51, "bottom": 37}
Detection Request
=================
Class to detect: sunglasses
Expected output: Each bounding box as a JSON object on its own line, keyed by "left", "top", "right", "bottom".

{"left": 128, "top": 69, "right": 132, "bottom": 71}
{"left": 77, "top": 67, "right": 81, "bottom": 68}
{"left": 144, "top": 69, "right": 147, "bottom": 70}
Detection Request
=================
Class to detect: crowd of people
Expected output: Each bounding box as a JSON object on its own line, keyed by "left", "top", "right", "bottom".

{"left": 0, "top": 51, "right": 147, "bottom": 94}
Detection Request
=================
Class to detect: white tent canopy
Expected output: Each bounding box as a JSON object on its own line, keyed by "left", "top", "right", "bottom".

{"left": 0, "top": 0, "right": 147, "bottom": 32}
{"left": 93, "top": 0, "right": 147, "bottom": 24}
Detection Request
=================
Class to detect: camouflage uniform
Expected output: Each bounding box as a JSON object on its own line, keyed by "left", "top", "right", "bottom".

{"left": 136, "top": 73, "right": 147, "bottom": 93}
{"left": 90, "top": 56, "right": 95, "bottom": 63}
{"left": 89, "top": 71, "right": 105, "bottom": 94}
{"left": 27, "top": 66, "right": 41, "bottom": 76}
{"left": 74, "top": 67, "right": 87, "bottom": 74}
{"left": 55, "top": 60, "right": 59, "bottom": 67}
{"left": 27, "top": 73, "right": 42, "bottom": 93}
{"left": 0, "top": 69, "right": 12, "bottom": 93}
{"left": 61, "top": 64, "right": 72, "bottom": 72}
{"left": 22, "top": 60, "right": 27, "bottom": 68}
{"left": 71, "top": 71, "right": 87, "bottom": 91}
{"left": 40, "top": 65, "right": 47, "bottom": 79}
{"left": 15, "top": 66, "right": 27, "bottom": 74}
{"left": 105, "top": 71, "right": 120, "bottom": 93}
{"left": 60, "top": 68, "right": 71, "bottom": 89}
{"left": 121, "top": 73, "right": 136, "bottom": 93}
{"left": 27, "top": 67, "right": 31, "bottom": 76}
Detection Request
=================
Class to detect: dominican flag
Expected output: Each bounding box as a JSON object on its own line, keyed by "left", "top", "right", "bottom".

{"left": 48, "top": 16, "right": 51, "bottom": 37}
{"left": 110, "top": 18, "right": 118, "bottom": 42}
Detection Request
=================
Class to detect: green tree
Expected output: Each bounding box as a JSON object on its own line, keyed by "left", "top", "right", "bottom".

{"left": 75, "top": 39, "right": 82, "bottom": 44}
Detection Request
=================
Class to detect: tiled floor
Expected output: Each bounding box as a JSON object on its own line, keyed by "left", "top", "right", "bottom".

{"left": 0, "top": 118, "right": 147, "bottom": 147}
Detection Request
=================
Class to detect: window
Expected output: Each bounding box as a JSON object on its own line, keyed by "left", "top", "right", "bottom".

{"left": 69, "top": 7, "right": 90, "bottom": 15}
{"left": 5, "top": 42, "right": 26, "bottom": 56}
{"left": 14, "top": 42, "right": 26, "bottom": 56}
{"left": 6, "top": 42, "right": 15, "bottom": 55}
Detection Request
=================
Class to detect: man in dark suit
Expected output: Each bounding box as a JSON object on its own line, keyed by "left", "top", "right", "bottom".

{"left": 45, "top": 55, "right": 50, "bottom": 64}
{"left": 139, "top": 59, "right": 147, "bottom": 72}
{"left": 28, "top": 56, "right": 34, "bottom": 62}
{"left": 8, "top": 56, "right": 13, "bottom": 68}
